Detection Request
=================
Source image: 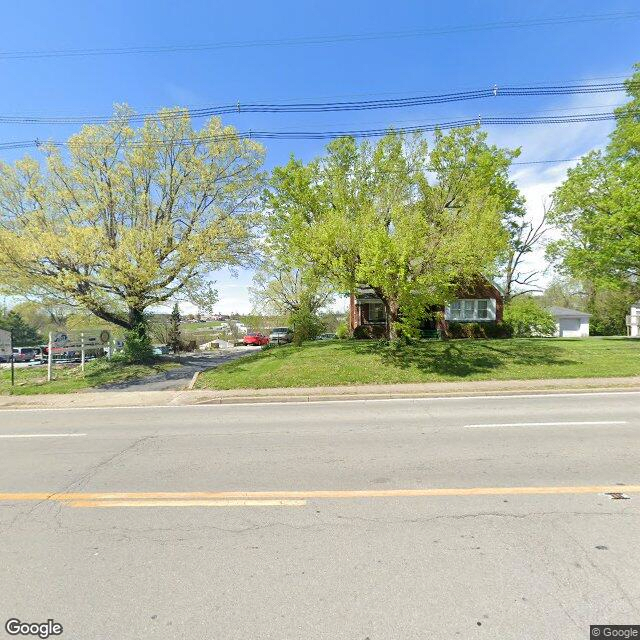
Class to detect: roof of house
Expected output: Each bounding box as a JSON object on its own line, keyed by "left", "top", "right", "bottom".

{"left": 355, "top": 276, "right": 503, "bottom": 302}
{"left": 546, "top": 306, "right": 591, "bottom": 318}
{"left": 354, "top": 285, "right": 383, "bottom": 302}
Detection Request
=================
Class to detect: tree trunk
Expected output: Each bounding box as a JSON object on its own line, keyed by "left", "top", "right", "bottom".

{"left": 349, "top": 290, "right": 356, "bottom": 336}
{"left": 123, "top": 306, "right": 153, "bottom": 362}
{"left": 384, "top": 299, "right": 400, "bottom": 341}
{"left": 128, "top": 307, "right": 146, "bottom": 329}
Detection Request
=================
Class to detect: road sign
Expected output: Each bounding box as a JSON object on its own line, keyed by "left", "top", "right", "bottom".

{"left": 50, "top": 330, "right": 111, "bottom": 350}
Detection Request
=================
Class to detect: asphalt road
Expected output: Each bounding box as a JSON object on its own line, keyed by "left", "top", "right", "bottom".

{"left": 0, "top": 392, "right": 639, "bottom": 639}
{"left": 96, "top": 347, "right": 260, "bottom": 391}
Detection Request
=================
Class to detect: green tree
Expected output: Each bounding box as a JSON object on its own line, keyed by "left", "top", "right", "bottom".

{"left": 266, "top": 136, "right": 369, "bottom": 302}
{"left": 10, "top": 299, "right": 72, "bottom": 333}
{"left": 548, "top": 65, "right": 640, "bottom": 289}
{"left": 588, "top": 289, "right": 637, "bottom": 335}
{"left": 290, "top": 298, "right": 325, "bottom": 345}
{"left": 249, "top": 259, "right": 334, "bottom": 315}
{"left": 0, "top": 106, "right": 265, "bottom": 361}
{"left": 540, "top": 277, "right": 637, "bottom": 336}
{"left": 266, "top": 127, "right": 519, "bottom": 339}
{"left": 167, "top": 303, "right": 182, "bottom": 353}
{"left": 0, "top": 310, "right": 43, "bottom": 346}
{"left": 539, "top": 277, "right": 587, "bottom": 310}
{"left": 503, "top": 298, "right": 556, "bottom": 337}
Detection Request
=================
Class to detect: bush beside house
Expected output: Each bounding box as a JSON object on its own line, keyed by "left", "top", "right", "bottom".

{"left": 445, "top": 322, "right": 513, "bottom": 339}
{"left": 503, "top": 298, "right": 556, "bottom": 337}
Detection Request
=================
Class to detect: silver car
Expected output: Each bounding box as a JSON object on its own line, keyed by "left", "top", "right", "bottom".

{"left": 269, "top": 327, "right": 294, "bottom": 345}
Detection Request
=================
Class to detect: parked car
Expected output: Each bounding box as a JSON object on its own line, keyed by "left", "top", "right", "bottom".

{"left": 152, "top": 345, "right": 170, "bottom": 355}
{"left": 269, "top": 327, "right": 294, "bottom": 345}
{"left": 12, "top": 347, "right": 40, "bottom": 362}
{"left": 23, "top": 347, "right": 43, "bottom": 361}
{"left": 243, "top": 332, "right": 269, "bottom": 346}
{"left": 315, "top": 333, "right": 337, "bottom": 340}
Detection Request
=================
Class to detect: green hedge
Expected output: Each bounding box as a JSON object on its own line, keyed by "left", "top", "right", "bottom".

{"left": 445, "top": 322, "right": 513, "bottom": 339}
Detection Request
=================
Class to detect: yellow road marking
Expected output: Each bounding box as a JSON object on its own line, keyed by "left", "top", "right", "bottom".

{"left": 67, "top": 499, "right": 306, "bottom": 508}
{"left": 0, "top": 485, "right": 638, "bottom": 503}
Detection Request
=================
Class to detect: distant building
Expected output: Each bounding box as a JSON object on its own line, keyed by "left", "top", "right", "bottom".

{"left": 626, "top": 301, "right": 640, "bottom": 337}
{"left": 546, "top": 306, "right": 590, "bottom": 338}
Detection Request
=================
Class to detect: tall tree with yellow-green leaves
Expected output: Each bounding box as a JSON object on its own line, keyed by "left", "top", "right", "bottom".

{"left": 0, "top": 107, "right": 265, "bottom": 360}
{"left": 266, "top": 127, "right": 520, "bottom": 339}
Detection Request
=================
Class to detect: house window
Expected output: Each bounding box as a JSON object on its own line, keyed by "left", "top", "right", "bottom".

{"left": 450, "top": 300, "right": 462, "bottom": 320}
{"left": 463, "top": 300, "right": 475, "bottom": 321}
{"left": 446, "top": 299, "right": 495, "bottom": 322}
{"left": 368, "top": 303, "right": 386, "bottom": 323}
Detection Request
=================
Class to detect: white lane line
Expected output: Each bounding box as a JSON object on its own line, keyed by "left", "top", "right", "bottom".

{"left": 464, "top": 421, "right": 628, "bottom": 428}
{"left": 0, "top": 433, "right": 86, "bottom": 439}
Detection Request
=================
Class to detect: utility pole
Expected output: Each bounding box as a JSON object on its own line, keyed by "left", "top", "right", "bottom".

{"left": 47, "top": 332, "right": 53, "bottom": 382}
{"left": 10, "top": 330, "right": 14, "bottom": 387}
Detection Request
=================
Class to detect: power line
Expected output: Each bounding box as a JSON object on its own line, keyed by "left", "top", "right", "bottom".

{"left": 512, "top": 158, "right": 579, "bottom": 166}
{"left": 1, "top": 108, "right": 632, "bottom": 151}
{"left": 0, "top": 81, "right": 633, "bottom": 125}
{"left": 1, "top": 11, "right": 638, "bottom": 60}
{"left": 1, "top": 73, "right": 628, "bottom": 116}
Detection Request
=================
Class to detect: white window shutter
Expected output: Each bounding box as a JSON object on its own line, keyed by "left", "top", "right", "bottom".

{"left": 488, "top": 298, "right": 496, "bottom": 320}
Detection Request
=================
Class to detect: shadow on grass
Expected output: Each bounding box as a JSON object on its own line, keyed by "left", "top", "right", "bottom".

{"left": 200, "top": 338, "right": 585, "bottom": 383}
{"left": 349, "top": 338, "right": 577, "bottom": 378}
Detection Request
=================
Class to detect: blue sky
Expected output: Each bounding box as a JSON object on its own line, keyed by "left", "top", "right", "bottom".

{"left": 1, "top": 1, "right": 639, "bottom": 313}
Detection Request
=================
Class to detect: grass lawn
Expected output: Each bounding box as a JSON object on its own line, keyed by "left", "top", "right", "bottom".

{"left": 181, "top": 321, "right": 223, "bottom": 334}
{"left": 196, "top": 337, "right": 640, "bottom": 390}
{"left": 0, "top": 358, "right": 180, "bottom": 395}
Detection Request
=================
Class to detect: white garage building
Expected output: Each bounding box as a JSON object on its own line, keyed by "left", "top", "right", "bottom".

{"left": 547, "top": 306, "right": 591, "bottom": 338}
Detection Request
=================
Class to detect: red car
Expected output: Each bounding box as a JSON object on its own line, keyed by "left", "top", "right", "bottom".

{"left": 243, "top": 332, "right": 269, "bottom": 346}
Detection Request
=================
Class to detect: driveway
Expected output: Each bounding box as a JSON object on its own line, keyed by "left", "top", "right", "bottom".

{"left": 96, "top": 347, "right": 260, "bottom": 392}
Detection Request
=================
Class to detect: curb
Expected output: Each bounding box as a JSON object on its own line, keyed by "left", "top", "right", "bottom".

{"left": 198, "top": 385, "right": 640, "bottom": 405}
{"left": 2, "top": 380, "right": 640, "bottom": 411}
{"left": 187, "top": 371, "right": 201, "bottom": 390}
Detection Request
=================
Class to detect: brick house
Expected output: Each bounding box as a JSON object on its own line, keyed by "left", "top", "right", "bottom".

{"left": 349, "top": 279, "right": 504, "bottom": 338}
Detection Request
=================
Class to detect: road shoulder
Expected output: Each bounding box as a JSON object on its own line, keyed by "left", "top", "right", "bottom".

{"left": 1, "top": 375, "right": 639, "bottom": 410}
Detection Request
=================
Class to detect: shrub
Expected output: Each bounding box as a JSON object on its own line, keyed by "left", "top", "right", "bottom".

{"left": 290, "top": 306, "right": 324, "bottom": 346}
{"left": 122, "top": 321, "right": 154, "bottom": 363}
{"left": 503, "top": 298, "right": 556, "bottom": 337}
{"left": 353, "top": 325, "right": 373, "bottom": 339}
{"left": 167, "top": 303, "right": 182, "bottom": 353}
{"left": 483, "top": 322, "right": 513, "bottom": 338}
{"left": 445, "top": 321, "right": 512, "bottom": 339}
{"left": 335, "top": 323, "right": 349, "bottom": 339}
